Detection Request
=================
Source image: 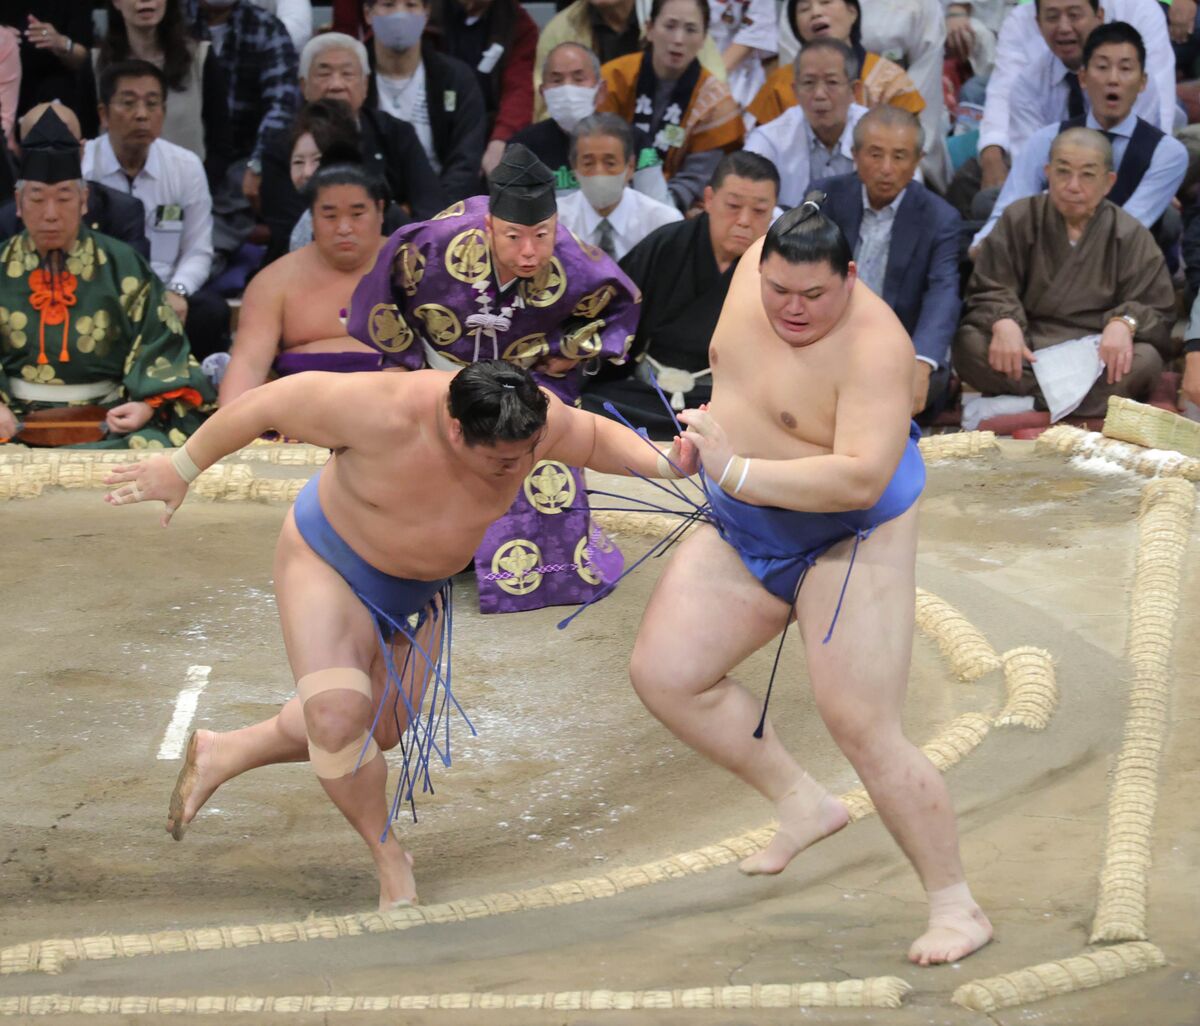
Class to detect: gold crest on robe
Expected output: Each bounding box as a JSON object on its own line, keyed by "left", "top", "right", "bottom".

{"left": 560, "top": 319, "right": 606, "bottom": 360}
{"left": 574, "top": 535, "right": 602, "bottom": 585}
{"left": 396, "top": 243, "right": 426, "bottom": 298}
{"left": 492, "top": 539, "right": 543, "bottom": 595}
{"left": 414, "top": 303, "right": 463, "bottom": 348}
{"left": 523, "top": 460, "right": 575, "bottom": 514}
{"left": 502, "top": 332, "right": 550, "bottom": 368}
{"left": 572, "top": 284, "right": 616, "bottom": 319}
{"left": 446, "top": 229, "right": 491, "bottom": 283}
{"left": 368, "top": 303, "right": 415, "bottom": 353}
{"left": 521, "top": 257, "right": 567, "bottom": 307}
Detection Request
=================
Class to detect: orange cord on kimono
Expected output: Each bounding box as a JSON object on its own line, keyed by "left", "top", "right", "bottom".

{"left": 29, "top": 262, "right": 78, "bottom": 365}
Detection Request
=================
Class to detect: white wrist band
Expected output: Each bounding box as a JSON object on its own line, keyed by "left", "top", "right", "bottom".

{"left": 170, "top": 445, "right": 202, "bottom": 484}
{"left": 717, "top": 454, "right": 750, "bottom": 492}
{"left": 656, "top": 452, "right": 682, "bottom": 479}
{"left": 734, "top": 457, "right": 751, "bottom": 494}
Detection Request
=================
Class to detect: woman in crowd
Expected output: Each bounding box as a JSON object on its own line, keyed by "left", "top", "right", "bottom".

{"left": 218, "top": 163, "right": 388, "bottom": 405}
{"left": 83, "top": 0, "right": 232, "bottom": 187}
{"left": 599, "top": 0, "right": 743, "bottom": 212}
{"left": 746, "top": 0, "right": 924, "bottom": 127}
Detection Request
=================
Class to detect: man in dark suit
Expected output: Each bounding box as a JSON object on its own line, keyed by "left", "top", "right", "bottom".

{"left": 813, "top": 106, "right": 962, "bottom": 418}
{"left": 0, "top": 102, "right": 150, "bottom": 259}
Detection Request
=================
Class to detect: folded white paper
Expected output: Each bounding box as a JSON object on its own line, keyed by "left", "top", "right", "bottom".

{"left": 1032, "top": 334, "right": 1104, "bottom": 422}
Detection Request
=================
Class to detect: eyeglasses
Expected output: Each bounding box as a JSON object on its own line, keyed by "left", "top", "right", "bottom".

{"left": 110, "top": 96, "right": 164, "bottom": 114}
{"left": 794, "top": 77, "right": 850, "bottom": 94}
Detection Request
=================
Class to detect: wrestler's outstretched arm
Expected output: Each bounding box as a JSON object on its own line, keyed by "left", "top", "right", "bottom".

{"left": 541, "top": 392, "right": 699, "bottom": 479}
{"left": 103, "top": 372, "right": 410, "bottom": 525}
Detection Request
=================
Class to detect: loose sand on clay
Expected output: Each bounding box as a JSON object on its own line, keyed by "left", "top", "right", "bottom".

{"left": 0, "top": 440, "right": 1196, "bottom": 1025}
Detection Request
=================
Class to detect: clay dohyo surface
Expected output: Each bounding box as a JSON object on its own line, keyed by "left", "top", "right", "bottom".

{"left": 0, "top": 441, "right": 1197, "bottom": 1024}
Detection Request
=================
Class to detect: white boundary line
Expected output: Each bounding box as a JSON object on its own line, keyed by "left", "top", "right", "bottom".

{"left": 156, "top": 666, "right": 212, "bottom": 761}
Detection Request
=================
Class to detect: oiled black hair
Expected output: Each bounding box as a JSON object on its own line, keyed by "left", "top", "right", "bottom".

{"left": 448, "top": 360, "right": 549, "bottom": 446}
{"left": 760, "top": 190, "right": 853, "bottom": 277}
{"left": 304, "top": 161, "right": 388, "bottom": 210}
{"left": 1082, "top": 20, "right": 1145, "bottom": 70}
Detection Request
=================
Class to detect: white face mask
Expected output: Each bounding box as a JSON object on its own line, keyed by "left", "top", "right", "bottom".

{"left": 578, "top": 171, "right": 627, "bottom": 211}
{"left": 373, "top": 9, "right": 427, "bottom": 52}
{"left": 543, "top": 84, "right": 598, "bottom": 133}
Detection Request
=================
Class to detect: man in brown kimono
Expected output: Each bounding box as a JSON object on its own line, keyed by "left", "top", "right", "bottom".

{"left": 953, "top": 126, "right": 1175, "bottom": 418}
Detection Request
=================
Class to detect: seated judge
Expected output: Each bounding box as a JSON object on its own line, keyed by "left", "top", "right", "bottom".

{"left": 813, "top": 106, "right": 962, "bottom": 417}
{"left": 582, "top": 150, "right": 779, "bottom": 437}
{"left": 953, "top": 127, "right": 1175, "bottom": 421}
{"left": 745, "top": 38, "right": 867, "bottom": 208}
{"left": 555, "top": 113, "right": 682, "bottom": 262}
{"left": 0, "top": 102, "right": 149, "bottom": 259}
{"left": 218, "top": 163, "right": 387, "bottom": 405}
{"left": 0, "top": 108, "right": 213, "bottom": 448}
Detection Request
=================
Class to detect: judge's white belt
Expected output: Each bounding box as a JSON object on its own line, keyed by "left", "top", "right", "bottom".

{"left": 423, "top": 341, "right": 459, "bottom": 373}
{"left": 8, "top": 379, "right": 122, "bottom": 403}
{"left": 636, "top": 357, "right": 711, "bottom": 411}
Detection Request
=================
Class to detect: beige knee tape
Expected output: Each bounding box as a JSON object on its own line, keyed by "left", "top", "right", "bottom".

{"left": 308, "top": 732, "right": 380, "bottom": 779}
{"left": 297, "top": 667, "right": 372, "bottom": 704}
{"left": 297, "top": 668, "right": 377, "bottom": 779}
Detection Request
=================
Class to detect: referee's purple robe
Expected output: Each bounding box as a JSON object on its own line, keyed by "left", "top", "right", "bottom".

{"left": 347, "top": 195, "right": 641, "bottom": 613}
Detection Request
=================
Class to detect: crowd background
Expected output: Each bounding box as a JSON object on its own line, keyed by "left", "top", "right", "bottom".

{"left": 4, "top": 0, "right": 1200, "bottom": 445}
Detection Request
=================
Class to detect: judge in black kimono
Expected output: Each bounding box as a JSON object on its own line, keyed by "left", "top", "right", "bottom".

{"left": 582, "top": 151, "right": 780, "bottom": 438}
{"left": 954, "top": 127, "right": 1175, "bottom": 419}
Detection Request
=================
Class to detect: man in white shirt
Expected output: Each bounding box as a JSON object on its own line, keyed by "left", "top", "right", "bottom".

{"left": 82, "top": 59, "right": 229, "bottom": 358}
{"left": 778, "top": 0, "right": 950, "bottom": 187}
{"left": 977, "top": 0, "right": 1174, "bottom": 193}
{"left": 745, "top": 38, "right": 867, "bottom": 207}
{"left": 555, "top": 113, "right": 682, "bottom": 261}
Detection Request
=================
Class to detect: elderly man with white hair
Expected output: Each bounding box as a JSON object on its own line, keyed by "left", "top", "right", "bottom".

{"left": 0, "top": 108, "right": 213, "bottom": 448}
{"left": 259, "top": 30, "right": 445, "bottom": 262}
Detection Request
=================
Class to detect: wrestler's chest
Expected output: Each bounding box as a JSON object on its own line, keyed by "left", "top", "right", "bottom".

{"left": 714, "top": 359, "right": 837, "bottom": 448}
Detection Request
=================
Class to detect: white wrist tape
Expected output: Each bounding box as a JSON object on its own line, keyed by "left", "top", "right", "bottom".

{"left": 656, "top": 452, "right": 682, "bottom": 479}
{"left": 716, "top": 454, "right": 751, "bottom": 494}
{"left": 734, "top": 457, "right": 751, "bottom": 494}
{"left": 169, "top": 445, "right": 202, "bottom": 484}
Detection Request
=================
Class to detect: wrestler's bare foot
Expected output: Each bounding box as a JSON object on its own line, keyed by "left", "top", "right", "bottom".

{"left": 739, "top": 782, "right": 850, "bottom": 876}
{"left": 166, "top": 730, "right": 224, "bottom": 840}
{"left": 376, "top": 836, "right": 418, "bottom": 911}
{"left": 908, "top": 884, "right": 993, "bottom": 966}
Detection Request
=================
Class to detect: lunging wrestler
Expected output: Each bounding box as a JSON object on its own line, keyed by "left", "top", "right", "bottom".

{"left": 104, "top": 361, "right": 693, "bottom": 910}
{"left": 629, "top": 194, "right": 993, "bottom": 965}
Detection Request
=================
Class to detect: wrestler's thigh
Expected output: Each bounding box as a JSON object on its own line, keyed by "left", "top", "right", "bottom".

{"left": 369, "top": 594, "right": 446, "bottom": 749}
{"left": 273, "top": 509, "right": 379, "bottom": 680}
{"left": 632, "top": 525, "right": 792, "bottom": 692}
{"left": 795, "top": 506, "right": 919, "bottom": 737}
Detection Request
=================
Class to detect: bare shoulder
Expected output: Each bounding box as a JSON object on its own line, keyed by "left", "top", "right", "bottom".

{"left": 535, "top": 386, "right": 574, "bottom": 450}
{"left": 241, "top": 250, "right": 295, "bottom": 301}
{"left": 846, "top": 286, "right": 913, "bottom": 366}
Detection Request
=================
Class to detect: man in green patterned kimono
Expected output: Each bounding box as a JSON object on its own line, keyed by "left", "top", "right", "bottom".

{"left": 0, "top": 108, "right": 213, "bottom": 449}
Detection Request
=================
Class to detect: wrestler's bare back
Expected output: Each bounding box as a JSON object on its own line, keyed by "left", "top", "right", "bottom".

{"left": 705, "top": 239, "right": 914, "bottom": 468}
{"left": 312, "top": 371, "right": 554, "bottom": 580}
